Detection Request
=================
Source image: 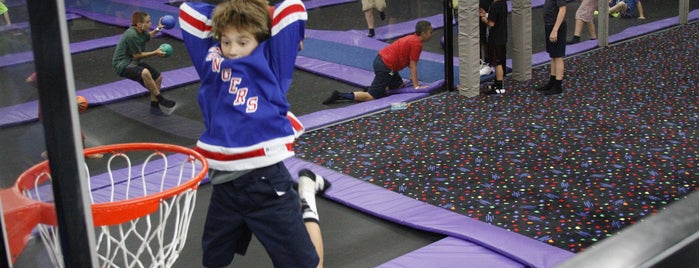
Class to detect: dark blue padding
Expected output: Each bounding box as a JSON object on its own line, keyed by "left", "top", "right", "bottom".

{"left": 283, "top": 157, "right": 576, "bottom": 268}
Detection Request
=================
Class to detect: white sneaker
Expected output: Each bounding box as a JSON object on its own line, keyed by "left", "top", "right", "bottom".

{"left": 479, "top": 63, "right": 492, "bottom": 76}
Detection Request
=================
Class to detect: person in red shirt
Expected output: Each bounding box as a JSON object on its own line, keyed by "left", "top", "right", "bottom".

{"left": 322, "top": 20, "right": 433, "bottom": 104}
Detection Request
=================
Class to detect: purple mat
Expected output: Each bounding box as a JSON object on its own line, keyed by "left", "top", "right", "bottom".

{"left": 0, "top": 13, "right": 81, "bottom": 33}
{"left": 303, "top": 0, "right": 355, "bottom": 10}
{"left": 378, "top": 237, "right": 525, "bottom": 268}
{"left": 0, "top": 34, "right": 121, "bottom": 68}
{"left": 109, "top": 0, "right": 179, "bottom": 13}
{"left": 283, "top": 157, "right": 575, "bottom": 267}
{"left": 533, "top": 11, "right": 699, "bottom": 66}
{"left": 0, "top": 67, "right": 198, "bottom": 127}
{"left": 298, "top": 93, "right": 430, "bottom": 131}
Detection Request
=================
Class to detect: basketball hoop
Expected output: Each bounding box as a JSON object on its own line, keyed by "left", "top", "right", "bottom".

{"left": 1, "top": 143, "right": 208, "bottom": 267}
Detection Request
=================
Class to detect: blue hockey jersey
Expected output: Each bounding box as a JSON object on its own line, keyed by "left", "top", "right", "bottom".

{"left": 180, "top": 1, "right": 306, "bottom": 171}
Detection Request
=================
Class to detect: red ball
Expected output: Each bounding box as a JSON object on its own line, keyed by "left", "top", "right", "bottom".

{"left": 76, "top": 96, "right": 88, "bottom": 113}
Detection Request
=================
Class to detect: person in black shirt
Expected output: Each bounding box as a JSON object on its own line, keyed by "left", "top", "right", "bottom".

{"left": 480, "top": 0, "right": 508, "bottom": 94}
{"left": 537, "top": 0, "right": 567, "bottom": 95}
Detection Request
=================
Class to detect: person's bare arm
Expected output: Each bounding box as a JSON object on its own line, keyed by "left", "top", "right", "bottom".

{"left": 150, "top": 17, "right": 165, "bottom": 38}
{"left": 132, "top": 49, "right": 165, "bottom": 60}
{"left": 550, "top": 6, "right": 567, "bottom": 42}
{"left": 409, "top": 60, "right": 422, "bottom": 89}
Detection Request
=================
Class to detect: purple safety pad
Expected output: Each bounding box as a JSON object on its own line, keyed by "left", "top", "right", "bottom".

{"left": 299, "top": 93, "right": 430, "bottom": 131}
{"left": 283, "top": 158, "right": 575, "bottom": 268}
{"left": 533, "top": 10, "right": 699, "bottom": 66}
{"left": 0, "top": 67, "right": 199, "bottom": 127}
{"left": 0, "top": 34, "right": 121, "bottom": 68}
{"left": 377, "top": 237, "right": 525, "bottom": 268}
{"left": 303, "top": 0, "right": 355, "bottom": 10}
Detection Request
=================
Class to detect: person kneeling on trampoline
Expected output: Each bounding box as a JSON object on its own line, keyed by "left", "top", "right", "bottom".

{"left": 322, "top": 20, "right": 433, "bottom": 104}
{"left": 180, "top": 0, "right": 330, "bottom": 267}
{"left": 112, "top": 11, "right": 176, "bottom": 116}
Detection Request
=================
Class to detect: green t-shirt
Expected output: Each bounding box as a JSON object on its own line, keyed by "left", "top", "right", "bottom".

{"left": 112, "top": 27, "right": 151, "bottom": 76}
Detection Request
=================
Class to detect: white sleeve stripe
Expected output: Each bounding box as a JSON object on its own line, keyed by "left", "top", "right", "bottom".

{"left": 271, "top": 11, "right": 307, "bottom": 37}
{"left": 180, "top": 3, "right": 212, "bottom": 39}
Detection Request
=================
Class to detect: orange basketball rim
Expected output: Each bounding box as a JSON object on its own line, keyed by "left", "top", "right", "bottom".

{"left": 0, "top": 143, "right": 209, "bottom": 265}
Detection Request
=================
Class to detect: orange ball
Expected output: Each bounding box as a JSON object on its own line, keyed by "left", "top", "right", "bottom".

{"left": 76, "top": 96, "right": 88, "bottom": 113}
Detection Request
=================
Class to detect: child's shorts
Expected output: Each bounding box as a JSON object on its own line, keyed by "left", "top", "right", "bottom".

{"left": 202, "top": 162, "right": 319, "bottom": 267}
{"left": 545, "top": 23, "right": 567, "bottom": 58}
{"left": 0, "top": 2, "right": 8, "bottom": 15}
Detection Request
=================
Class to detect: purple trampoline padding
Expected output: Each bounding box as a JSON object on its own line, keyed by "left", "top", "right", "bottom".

{"left": 0, "top": 13, "right": 80, "bottom": 34}
{"left": 298, "top": 93, "right": 429, "bottom": 131}
{"left": 0, "top": 67, "right": 199, "bottom": 127}
{"left": 283, "top": 158, "right": 575, "bottom": 268}
{"left": 65, "top": 7, "right": 183, "bottom": 40}
{"left": 0, "top": 34, "right": 121, "bottom": 68}
{"left": 533, "top": 12, "right": 699, "bottom": 66}
{"left": 295, "top": 55, "right": 442, "bottom": 93}
{"left": 109, "top": 0, "right": 179, "bottom": 13}
{"left": 378, "top": 237, "right": 525, "bottom": 268}
{"left": 347, "top": 14, "right": 445, "bottom": 41}
{"left": 303, "top": 0, "right": 354, "bottom": 10}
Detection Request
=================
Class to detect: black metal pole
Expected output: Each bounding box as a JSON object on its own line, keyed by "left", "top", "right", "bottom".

{"left": 444, "top": 0, "right": 455, "bottom": 91}
{"left": 26, "top": 0, "right": 98, "bottom": 266}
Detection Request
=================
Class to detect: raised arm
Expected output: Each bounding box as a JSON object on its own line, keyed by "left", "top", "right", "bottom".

{"left": 179, "top": 2, "right": 216, "bottom": 77}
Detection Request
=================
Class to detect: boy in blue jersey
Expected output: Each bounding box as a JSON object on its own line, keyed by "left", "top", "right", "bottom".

{"left": 179, "top": 0, "right": 330, "bottom": 267}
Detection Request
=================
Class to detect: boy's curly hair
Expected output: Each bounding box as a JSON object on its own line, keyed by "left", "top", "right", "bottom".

{"left": 212, "top": 0, "right": 271, "bottom": 42}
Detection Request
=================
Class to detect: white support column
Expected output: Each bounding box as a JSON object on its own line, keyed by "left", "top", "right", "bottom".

{"left": 511, "top": 0, "right": 532, "bottom": 81}
{"left": 679, "top": 0, "right": 689, "bottom": 24}
{"left": 457, "top": 0, "right": 481, "bottom": 98}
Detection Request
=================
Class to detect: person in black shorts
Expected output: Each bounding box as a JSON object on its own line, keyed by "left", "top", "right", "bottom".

{"left": 112, "top": 11, "right": 176, "bottom": 115}
{"left": 479, "top": 0, "right": 494, "bottom": 76}
{"left": 480, "top": 0, "right": 507, "bottom": 94}
{"left": 537, "top": 0, "right": 567, "bottom": 95}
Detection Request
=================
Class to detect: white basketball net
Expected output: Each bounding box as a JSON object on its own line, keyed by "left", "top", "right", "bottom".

{"left": 23, "top": 149, "right": 205, "bottom": 268}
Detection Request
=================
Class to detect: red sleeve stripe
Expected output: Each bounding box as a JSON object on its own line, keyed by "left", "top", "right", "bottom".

{"left": 286, "top": 111, "right": 305, "bottom": 136}
{"left": 271, "top": 2, "right": 306, "bottom": 36}
{"left": 180, "top": 4, "right": 212, "bottom": 38}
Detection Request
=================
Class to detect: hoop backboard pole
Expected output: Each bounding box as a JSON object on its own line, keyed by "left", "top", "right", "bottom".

{"left": 26, "top": 0, "right": 98, "bottom": 266}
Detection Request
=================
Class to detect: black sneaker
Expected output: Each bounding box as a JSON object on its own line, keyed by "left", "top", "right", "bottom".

{"left": 535, "top": 83, "right": 550, "bottom": 92}
{"left": 322, "top": 90, "right": 341, "bottom": 105}
{"left": 367, "top": 29, "right": 375, "bottom": 38}
{"left": 156, "top": 95, "right": 176, "bottom": 108}
{"left": 160, "top": 98, "right": 176, "bottom": 108}
{"left": 542, "top": 87, "right": 563, "bottom": 96}
{"left": 567, "top": 36, "right": 580, "bottom": 44}
{"left": 379, "top": 11, "right": 386, "bottom": 21}
{"left": 483, "top": 85, "right": 505, "bottom": 95}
